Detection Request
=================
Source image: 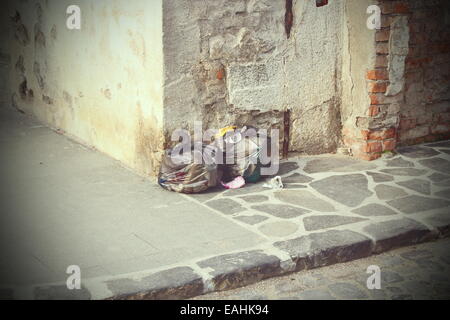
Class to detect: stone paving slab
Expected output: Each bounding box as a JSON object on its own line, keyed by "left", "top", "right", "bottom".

{"left": 1, "top": 109, "right": 450, "bottom": 300}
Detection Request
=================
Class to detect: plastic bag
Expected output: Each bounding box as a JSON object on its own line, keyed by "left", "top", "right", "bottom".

{"left": 213, "top": 126, "right": 267, "bottom": 183}
{"left": 158, "top": 142, "right": 221, "bottom": 194}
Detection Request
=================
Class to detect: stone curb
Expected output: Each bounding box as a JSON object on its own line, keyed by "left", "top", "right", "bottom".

{"left": 4, "top": 218, "right": 448, "bottom": 300}
{"left": 5, "top": 216, "right": 450, "bottom": 300}
{"left": 106, "top": 267, "right": 204, "bottom": 300}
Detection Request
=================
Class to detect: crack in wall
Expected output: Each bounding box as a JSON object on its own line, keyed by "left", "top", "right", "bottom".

{"left": 285, "top": 0, "right": 294, "bottom": 39}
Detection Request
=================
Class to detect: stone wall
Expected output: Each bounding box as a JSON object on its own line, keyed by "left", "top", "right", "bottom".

{"left": 163, "top": 0, "right": 345, "bottom": 155}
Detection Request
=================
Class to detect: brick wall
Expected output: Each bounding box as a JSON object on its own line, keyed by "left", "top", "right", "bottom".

{"left": 343, "top": 0, "right": 450, "bottom": 160}
{"left": 398, "top": 0, "right": 450, "bottom": 145}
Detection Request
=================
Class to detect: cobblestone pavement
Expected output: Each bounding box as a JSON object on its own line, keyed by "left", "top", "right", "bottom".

{"left": 188, "top": 142, "right": 450, "bottom": 248}
{"left": 192, "top": 239, "right": 450, "bottom": 300}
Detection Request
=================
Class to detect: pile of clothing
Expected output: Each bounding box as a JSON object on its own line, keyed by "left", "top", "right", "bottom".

{"left": 158, "top": 126, "right": 270, "bottom": 194}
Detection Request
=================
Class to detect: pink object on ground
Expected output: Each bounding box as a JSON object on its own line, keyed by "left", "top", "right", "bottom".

{"left": 221, "top": 176, "right": 246, "bottom": 189}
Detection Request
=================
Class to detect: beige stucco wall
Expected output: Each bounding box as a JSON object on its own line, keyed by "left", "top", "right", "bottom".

{"left": 4, "top": 0, "right": 164, "bottom": 176}
{"left": 341, "top": 0, "right": 377, "bottom": 129}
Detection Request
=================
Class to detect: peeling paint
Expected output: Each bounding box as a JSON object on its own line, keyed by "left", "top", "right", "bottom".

{"left": 11, "top": 11, "right": 30, "bottom": 46}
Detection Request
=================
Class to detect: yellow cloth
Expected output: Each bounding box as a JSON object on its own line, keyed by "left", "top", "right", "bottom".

{"left": 215, "top": 126, "right": 236, "bottom": 138}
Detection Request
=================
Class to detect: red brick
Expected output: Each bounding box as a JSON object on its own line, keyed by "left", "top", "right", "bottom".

{"left": 368, "top": 82, "right": 388, "bottom": 93}
{"left": 439, "top": 113, "right": 450, "bottom": 123}
{"left": 368, "top": 128, "right": 396, "bottom": 141}
{"left": 363, "top": 153, "right": 382, "bottom": 161}
{"left": 410, "top": 33, "right": 427, "bottom": 46}
{"left": 216, "top": 68, "right": 225, "bottom": 80}
{"left": 424, "top": 20, "right": 439, "bottom": 34}
{"left": 416, "top": 113, "right": 433, "bottom": 126}
{"left": 375, "top": 55, "right": 389, "bottom": 68}
{"left": 368, "top": 105, "right": 380, "bottom": 117}
{"left": 430, "top": 43, "right": 450, "bottom": 54}
{"left": 405, "top": 70, "right": 423, "bottom": 85}
{"left": 411, "top": 10, "right": 426, "bottom": 22}
{"left": 399, "top": 118, "right": 417, "bottom": 130}
{"left": 342, "top": 127, "right": 374, "bottom": 142}
{"left": 407, "top": 46, "right": 422, "bottom": 59}
{"left": 431, "top": 124, "right": 450, "bottom": 135}
{"left": 433, "top": 53, "right": 450, "bottom": 65}
{"left": 370, "top": 93, "right": 397, "bottom": 106}
{"left": 409, "top": 137, "right": 425, "bottom": 145}
{"left": 381, "top": 16, "right": 392, "bottom": 28}
{"left": 355, "top": 151, "right": 382, "bottom": 161}
{"left": 362, "top": 141, "right": 383, "bottom": 153}
{"left": 409, "top": 22, "right": 423, "bottom": 34}
{"left": 424, "top": 134, "right": 439, "bottom": 142}
{"left": 367, "top": 69, "right": 389, "bottom": 81}
{"left": 408, "top": 134, "right": 437, "bottom": 145}
{"left": 355, "top": 130, "right": 368, "bottom": 141}
{"left": 369, "top": 94, "right": 379, "bottom": 105}
{"left": 383, "top": 139, "right": 396, "bottom": 151}
{"left": 384, "top": 128, "right": 397, "bottom": 140}
{"left": 380, "top": 3, "right": 393, "bottom": 14}
{"left": 400, "top": 125, "right": 430, "bottom": 141}
{"left": 406, "top": 57, "right": 432, "bottom": 68}
{"left": 393, "top": 2, "right": 410, "bottom": 14}
{"left": 375, "top": 30, "right": 390, "bottom": 42}
{"left": 376, "top": 43, "right": 389, "bottom": 55}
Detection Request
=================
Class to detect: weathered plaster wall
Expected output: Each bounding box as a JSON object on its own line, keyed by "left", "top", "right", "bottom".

{"left": 0, "top": 5, "right": 12, "bottom": 105}
{"left": 4, "top": 0, "right": 164, "bottom": 176}
{"left": 341, "top": 0, "right": 382, "bottom": 160}
{"left": 163, "top": 0, "right": 345, "bottom": 155}
{"left": 341, "top": 0, "right": 377, "bottom": 129}
{"left": 286, "top": 0, "right": 344, "bottom": 154}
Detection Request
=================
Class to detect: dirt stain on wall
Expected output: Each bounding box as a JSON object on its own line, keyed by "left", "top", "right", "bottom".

{"left": 135, "top": 103, "right": 164, "bottom": 177}
{"left": 11, "top": 11, "right": 30, "bottom": 46}
{"left": 50, "top": 24, "right": 57, "bottom": 41}
{"left": 33, "top": 62, "right": 45, "bottom": 90}
{"left": 127, "top": 30, "right": 147, "bottom": 67}
{"left": 101, "top": 88, "right": 112, "bottom": 100}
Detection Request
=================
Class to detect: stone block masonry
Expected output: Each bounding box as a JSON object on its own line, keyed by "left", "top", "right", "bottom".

{"left": 163, "top": 0, "right": 345, "bottom": 157}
